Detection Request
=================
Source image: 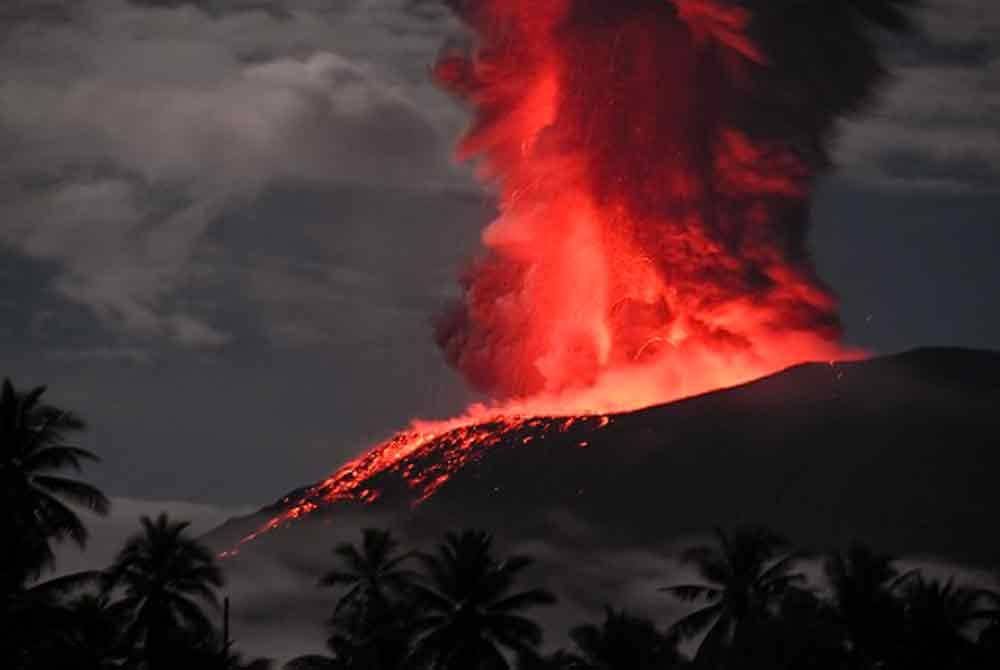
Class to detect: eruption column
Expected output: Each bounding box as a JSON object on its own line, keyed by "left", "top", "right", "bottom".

{"left": 228, "top": 0, "right": 916, "bottom": 550}
{"left": 433, "top": 0, "right": 875, "bottom": 412}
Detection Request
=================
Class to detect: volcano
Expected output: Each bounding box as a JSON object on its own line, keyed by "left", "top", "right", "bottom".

{"left": 202, "top": 1, "right": 979, "bottom": 659}
{"left": 206, "top": 348, "right": 1000, "bottom": 657}
{"left": 209, "top": 1, "right": 935, "bottom": 550}
{"left": 210, "top": 346, "right": 1000, "bottom": 560}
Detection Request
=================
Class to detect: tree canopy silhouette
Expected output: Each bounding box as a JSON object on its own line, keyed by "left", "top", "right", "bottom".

{"left": 104, "top": 512, "right": 224, "bottom": 670}
{"left": 1, "top": 378, "right": 109, "bottom": 591}
{"left": 409, "top": 530, "right": 556, "bottom": 670}
{"left": 303, "top": 528, "right": 418, "bottom": 670}
{"left": 661, "top": 526, "right": 804, "bottom": 662}
{"left": 566, "top": 608, "right": 683, "bottom": 670}
{"left": 900, "top": 575, "right": 1000, "bottom": 670}
{"left": 319, "top": 528, "right": 417, "bottom": 626}
{"left": 823, "top": 542, "right": 915, "bottom": 665}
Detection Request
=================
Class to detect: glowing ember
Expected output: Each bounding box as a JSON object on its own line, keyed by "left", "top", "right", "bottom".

{"left": 225, "top": 413, "right": 612, "bottom": 554}
{"left": 225, "top": 1, "right": 912, "bottom": 554}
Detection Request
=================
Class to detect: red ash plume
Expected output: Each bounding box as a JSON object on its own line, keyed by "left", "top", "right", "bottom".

{"left": 224, "top": 0, "right": 920, "bottom": 552}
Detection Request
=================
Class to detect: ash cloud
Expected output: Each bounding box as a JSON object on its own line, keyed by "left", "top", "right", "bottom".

{"left": 432, "top": 0, "right": 916, "bottom": 400}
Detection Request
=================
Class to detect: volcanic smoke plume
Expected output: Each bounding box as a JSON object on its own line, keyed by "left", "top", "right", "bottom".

{"left": 227, "top": 0, "right": 916, "bottom": 552}
{"left": 434, "top": 0, "right": 913, "bottom": 412}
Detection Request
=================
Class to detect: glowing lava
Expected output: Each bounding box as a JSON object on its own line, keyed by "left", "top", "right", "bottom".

{"left": 227, "top": 0, "right": 915, "bottom": 552}
{"left": 226, "top": 413, "right": 612, "bottom": 554}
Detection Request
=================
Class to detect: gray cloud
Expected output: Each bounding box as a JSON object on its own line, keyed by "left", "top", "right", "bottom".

{"left": 0, "top": 0, "right": 465, "bottom": 346}
{"left": 2, "top": 0, "right": 993, "bottom": 355}
{"left": 834, "top": 0, "right": 1000, "bottom": 193}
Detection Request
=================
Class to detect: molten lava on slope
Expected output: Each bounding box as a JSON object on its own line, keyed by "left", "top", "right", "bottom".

{"left": 226, "top": 414, "right": 613, "bottom": 554}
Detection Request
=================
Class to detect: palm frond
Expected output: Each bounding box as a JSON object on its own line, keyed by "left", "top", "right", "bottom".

{"left": 668, "top": 602, "right": 724, "bottom": 640}
{"left": 759, "top": 552, "right": 803, "bottom": 583}
{"left": 171, "top": 592, "right": 217, "bottom": 636}
{"left": 23, "top": 444, "right": 99, "bottom": 474}
{"left": 36, "top": 490, "right": 90, "bottom": 546}
{"left": 319, "top": 570, "right": 362, "bottom": 588}
{"left": 33, "top": 475, "right": 111, "bottom": 515}
{"left": 889, "top": 567, "right": 921, "bottom": 591}
{"left": 659, "top": 584, "right": 722, "bottom": 602}
{"left": 491, "top": 588, "right": 557, "bottom": 612}
{"left": 27, "top": 569, "right": 103, "bottom": 599}
{"left": 485, "top": 613, "right": 544, "bottom": 647}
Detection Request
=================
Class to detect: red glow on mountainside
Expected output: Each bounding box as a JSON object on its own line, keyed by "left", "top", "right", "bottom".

{"left": 224, "top": 413, "right": 612, "bottom": 555}
{"left": 225, "top": 1, "right": 861, "bottom": 555}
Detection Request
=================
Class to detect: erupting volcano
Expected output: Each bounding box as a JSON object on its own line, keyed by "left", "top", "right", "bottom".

{"left": 230, "top": 0, "right": 915, "bottom": 551}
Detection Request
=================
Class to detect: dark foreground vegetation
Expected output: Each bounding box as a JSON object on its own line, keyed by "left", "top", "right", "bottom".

{"left": 3, "top": 378, "right": 999, "bottom": 669}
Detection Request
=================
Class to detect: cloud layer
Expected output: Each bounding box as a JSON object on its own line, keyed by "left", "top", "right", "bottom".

{"left": 835, "top": 0, "right": 1000, "bottom": 192}
{"left": 0, "top": 0, "right": 465, "bottom": 345}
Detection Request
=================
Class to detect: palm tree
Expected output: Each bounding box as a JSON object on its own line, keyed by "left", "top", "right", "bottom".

{"left": 900, "top": 576, "right": 1000, "bottom": 669}
{"left": 0, "top": 378, "right": 110, "bottom": 591}
{"left": 105, "top": 513, "right": 224, "bottom": 670}
{"left": 319, "top": 528, "right": 417, "bottom": 627}
{"left": 748, "top": 587, "right": 846, "bottom": 670}
{"left": 567, "top": 608, "right": 683, "bottom": 670}
{"left": 57, "top": 592, "right": 127, "bottom": 670}
{"left": 661, "top": 526, "right": 804, "bottom": 662}
{"left": 312, "top": 528, "right": 418, "bottom": 669}
{"left": 823, "top": 542, "right": 915, "bottom": 666}
{"left": 409, "top": 530, "right": 556, "bottom": 670}
{"left": 0, "top": 570, "right": 104, "bottom": 668}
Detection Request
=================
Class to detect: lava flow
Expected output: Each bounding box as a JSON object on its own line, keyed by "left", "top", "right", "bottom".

{"left": 229, "top": 0, "right": 912, "bottom": 552}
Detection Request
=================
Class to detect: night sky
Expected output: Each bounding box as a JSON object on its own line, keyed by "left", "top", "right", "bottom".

{"left": 1, "top": 0, "right": 997, "bottom": 522}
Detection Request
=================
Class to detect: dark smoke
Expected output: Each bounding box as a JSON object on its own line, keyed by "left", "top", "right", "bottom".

{"left": 434, "top": 0, "right": 917, "bottom": 400}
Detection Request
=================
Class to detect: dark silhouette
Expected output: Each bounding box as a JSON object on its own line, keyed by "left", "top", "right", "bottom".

{"left": 1, "top": 570, "right": 106, "bottom": 668}
{"left": 290, "top": 528, "right": 418, "bottom": 670}
{"left": 104, "top": 512, "right": 225, "bottom": 670}
{"left": 408, "top": 530, "right": 556, "bottom": 670}
{"left": 283, "top": 654, "right": 340, "bottom": 670}
{"left": 900, "top": 576, "right": 1000, "bottom": 670}
{"left": 740, "top": 587, "right": 846, "bottom": 669}
{"left": 661, "top": 527, "right": 804, "bottom": 663}
{"left": 58, "top": 592, "right": 127, "bottom": 669}
{"left": 823, "top": 542, "right": 914, "bottom": 666}
{"left": 319, "top": 528, "right": 417, "bottom": 627}
{"left": 516, "top": 649, "right": 578, "bottom": 670}
{"left": 0, "top": 378, "right": 110, "bottom": 591}
{"left": 0, "top": 378, "right": 110, "bottom": 668}
{"left": 565, "top": 608, "right": 685, "bottom": 670}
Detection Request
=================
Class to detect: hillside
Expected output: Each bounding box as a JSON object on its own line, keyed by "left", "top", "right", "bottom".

{"left": 205, "top": 347, "right": 1000, "bottom": 658}
{"left": 211, "top": 347, "right": 1000, "bottom": 563}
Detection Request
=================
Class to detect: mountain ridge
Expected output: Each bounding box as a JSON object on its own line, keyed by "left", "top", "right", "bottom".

{"left": 208, "top": 346, "right": 1000, "bottom": 565}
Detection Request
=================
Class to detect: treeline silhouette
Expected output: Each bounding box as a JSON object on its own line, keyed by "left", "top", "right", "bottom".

{"left": 3, "top": 378, "right": 999, "bottom": 669}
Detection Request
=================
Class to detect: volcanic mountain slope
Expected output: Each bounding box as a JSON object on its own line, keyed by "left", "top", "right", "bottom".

{"left": 205, "top": 348, "right": 1000, "bottom": 658}
{"left": 211, "top": 347, "right": 1000, "bottom": 563}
